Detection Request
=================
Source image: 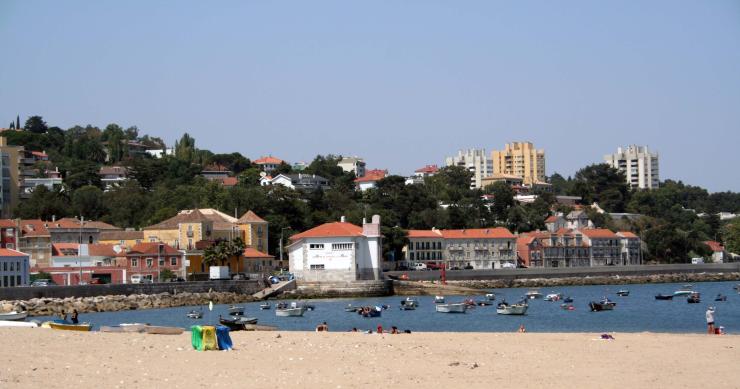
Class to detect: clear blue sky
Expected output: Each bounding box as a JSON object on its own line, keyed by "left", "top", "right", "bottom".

{"left": 1, "top": 1, "right": 739, "bottom": 192}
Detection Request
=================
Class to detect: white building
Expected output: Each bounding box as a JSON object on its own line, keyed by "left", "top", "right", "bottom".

{"left": 337, "top": 157, "right": 366, "bottom": 178}
{"left": 0, "top": 248, "right": 30, "bottom": 287}
{"left": 604, "top": 145, "right": 659, "bottom": 189}
{"left": 287, "top": 215, "right": 382, "bottom": 282}
{"left": 445, "top": 149, "right": 493, "bottom": 189}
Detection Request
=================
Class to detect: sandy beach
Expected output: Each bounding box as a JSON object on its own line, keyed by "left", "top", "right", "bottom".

{"left": 1, "top": 328, "right": 738, "bottom": 389}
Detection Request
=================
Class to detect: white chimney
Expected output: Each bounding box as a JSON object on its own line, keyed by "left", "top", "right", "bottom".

{"left": 340, "top": 216, "right": 346, "bottom": 223}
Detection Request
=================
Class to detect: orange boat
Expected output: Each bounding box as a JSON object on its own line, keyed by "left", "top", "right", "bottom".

{"left": 48, "top": 322, "right": 92, "bottom": 331}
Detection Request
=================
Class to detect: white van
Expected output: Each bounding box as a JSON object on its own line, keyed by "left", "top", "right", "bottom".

{"left": 691, "top": 257, "right": 704, "bottom": 264}
{"left": 413, "top": 263, "right": 427, "bottom": 271}
{"left": 131, "top": 275, "right": 153, "bottom": 284}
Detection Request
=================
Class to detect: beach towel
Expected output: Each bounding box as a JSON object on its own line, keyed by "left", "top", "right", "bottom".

{"left": 191, "top": 325, "right": 203, "bottom": 351}
{"left": 215, "top": 325, "right": 233, "bottom": 350}
{"left": 202, "top": 326, "right": 218, "bottom": 351}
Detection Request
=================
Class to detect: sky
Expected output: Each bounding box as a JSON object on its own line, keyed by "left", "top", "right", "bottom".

{"left": 1, "top": 1, "right": 739, "bottom": 192}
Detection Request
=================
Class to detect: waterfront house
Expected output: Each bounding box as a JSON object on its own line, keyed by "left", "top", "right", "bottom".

{"left": 703, "top": 240, "right": 727, "bottom": 263}
{"left": 0, "top": 248, "right": 30, "bottom": 287}
{"left": 38, "top": 243, "right": 128, "bottom": 285}
{"left": 287, "top": 215, "right": 382, "bottom": 282}
{"left": 126, "top": 242, "right": 184, "bottom": 283}
{"left": 579, "top": 229, "right": 621, "bottom": 266}
{"left": 405, "top": 227, "right": 516, "bottom": 270}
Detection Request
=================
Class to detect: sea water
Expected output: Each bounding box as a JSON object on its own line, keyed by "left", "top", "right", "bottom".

{"left": 34, "top": 281, "right": 740, "bottom": 333}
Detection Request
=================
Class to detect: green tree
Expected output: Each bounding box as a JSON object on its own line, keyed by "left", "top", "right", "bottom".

{"left": 72, "top": 185, "right": 105, "bottom": 220}
{"left": 174, "top": 133, "right": 197, "bottom": 163}
{"left": 723, "top": 219, "right": 740, "bottom": 254}
{"left": 24, "top": 115, "right": 48, "bottom": 134}
{"left": 13, "top": 185, "right": 71, "bottom": 220}
{"left": 486, "top": 182, "right": 515, "bottom": 223}
{"left": 570, "top": 163, "right": 630, "bottom": 212}
{"left": 101, "top": 123, "right": 127, "bottom": 163}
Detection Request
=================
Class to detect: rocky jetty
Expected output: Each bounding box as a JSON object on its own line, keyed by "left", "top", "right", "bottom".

{"left": 0, "top": 291, "right": 257, "bottom": 317}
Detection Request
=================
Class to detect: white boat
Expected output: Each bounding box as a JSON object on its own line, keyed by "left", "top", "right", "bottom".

{"left": 275, "top": 307, "right": 306, "bottom": 317}
{"left": 434, "top": 295, "right": 445, "bottom": 304}
{"left": 228, "top": 305, "right": 245, "bottom": 316}
{"left": 544, "top": 293, "right": 562, "bottom": 302}
{"left": 186, "top": 310, "right": 203, "bottom": 319}
{"left": 673, "top": 285, "right": 695, "bottom": 296}
{"left": 401, "top": 297, "right": 419, "bottom": 308}
{"left": 0, "top": 311, "right": 28, "bottom": 321}
{"left": 496, "top": 302, "right": 528, "bottom": 315}
{"left": 259, "top": 302, "right": 271, "bottom": 310}
{"left": 435, "top": 303, "right": 467, "bottom": 313}
{"left": 485, "top": 293, "right": 496, "bottom": 301}
{"left": 525, "top": 289, "right": 542, "bottom": 299}
{"left": 0, "top": 320, "right": 37, "bottom": 328}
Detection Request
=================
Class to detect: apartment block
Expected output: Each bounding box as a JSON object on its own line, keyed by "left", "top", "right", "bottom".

{"left": 491, "top": 142, "right": 546, "bottom": 186}
{"left": 445, "top": 149, "right": 493, "bottom": 189}
{"left": 603, "top": 145, "right": 659, "bottom": 189}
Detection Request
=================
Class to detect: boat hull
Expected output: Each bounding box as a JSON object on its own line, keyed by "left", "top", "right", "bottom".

{"left": 655, "top": 295, "right": 673, "bottom": 300}
{"left": 0, "top": 320, "right": 37, "bottom": 328}
{"left": 49, "top": 322, "right": 92, "bottom": 331}
{"left": 589, "top": 302, "right": 615, "bottom": 312}
{"left": 276, "top": 308, "right": 305, "bottom": 317}
{"left": 435, "top": 304, "right": 466, "bottom": 313}
{"left": 497, "top": 304, "right": 528, "bottom": 315}
{"left": 144, "top": 326, "right": 184, "bottom": 335}
{"left": 0, "top": 311, "right": 28, "bottom": 321}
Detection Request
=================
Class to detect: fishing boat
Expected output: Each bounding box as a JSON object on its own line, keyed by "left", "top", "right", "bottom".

{"left": 228, "top": 305, "right": 245, "bottom": 316}
{"left": 276, "top": 306, "right": 306, "bottom": 317}
{"left": 673, "top": 285, "right": 695, "bottom": 297}
{"left": 588, "top": 299, "right": 616, "bottom": 312}
{"left": 48, "top": 322, "right": 92, "bottom": 331}
{"left": 144, "top": 326, "right": 184, "bottom": 335}
{"left": 616, "top": 290, "right": 630, "bottom": 297}
{"left": 655, "top": 294, "right": 673, "bottom": 300}
{"left": 496, "top": 301, "right": 528, "bottom": 315}
{"left": 219, "top": 316, "right": 258, "bottom": 331}
{"left": 434, "top": 295, "right": 446, "bottom": 304}
{"left": 401, "top": 297, "right": 419, "bottom": 308}
{"left": 399, "top": 301, "right": 416, "bottom": 310}
{"left": 186, "top": 309, "right": 203, "bottom": 319}
{"left": 476, "top": 299, "right": 493, "bottom": 306}
{"left": 715, "top": 294, "right": 727, "bottom": 302}
{"left": 259, "top": 302, "right": 271, "bottom": 310}
{"left": 544, "top": 293, "right": 562, "bottom": 302}
{"left": 525, "top": 289, "right": 542, "bottom": 299}
{"left": 560, "top": 303, "right": 575, "bottom": 311}
{"left": 435, "top": 303, "right": 467, "bottom": 313}
{"left": 485, "top": 293, "right": 496, "bottom": 301}
{"left": 687, "top": 292, "right": 701, "bottom": 304}
{"left": 0, "top": 320, "right": 37, "bottom": 328}
{"left": 359, "top": 306, "right": 382, "bottom": 317}
{"left": 0, "top": 311, "right": 28, "bottom": 321}
{"left": 563, "top": 297, "right": 574, "bottom": 303}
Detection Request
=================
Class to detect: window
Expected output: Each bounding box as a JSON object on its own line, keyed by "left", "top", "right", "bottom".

{"left": 16, "top": 275, "right": 20, "bottom": 286}
{"left": 149, "top": 237, "right": 157, "bottom": 242}
{"left": 9, "top": 262, "right": 13, "bottom": 271}
{"left": 6, "top": 243, "right": 13, "bottom": 249}
{"left": 332, "top": 243, "right": 353, "bottom": 251}
{"left": 309, "top": 244, "right": 324, "bottom": 250}
{"left": 310, "top": 264, "right": 325, "bottom": 270}
{"left": 170, "top": 257, "right": 177, "bottom": 266}
{"left": 131, "top": 258, "right": 138, "bottom": 267}
{"left": 159, "top": 258, "right": 165, "bottom": 266}
{"left": 146, "top": 258, "right": 153, "bottom": 268}
{"left": 2, "top": 262, "right": 6, "bottom": 271}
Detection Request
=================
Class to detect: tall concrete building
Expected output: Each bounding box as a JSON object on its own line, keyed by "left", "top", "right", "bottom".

{"left": 0, "top": 137, "right": 22, "bottom": 218}
{"left": 444, "top": 149, "right": 493, "bottom": 189}
{"left": 491, "top": 142, "right": 546, "bottom": 186}
{"left": 603, "top": 145, "right": 659, "bottom": 189}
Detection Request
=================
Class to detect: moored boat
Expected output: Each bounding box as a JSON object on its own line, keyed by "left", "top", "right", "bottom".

{"left": 563, "top": 297, "right": 574, "bottom": 303}
{"left": 434, "top": 295, "right": 445, "bottom": 304}
{"left": 0, "top": 311, "right": 28, "bottom": 321}
{"left": 401, "top": 297, "right": 419, "bottom": 308}
{"left": 0, "top": 320, "right": 37, "bottom": 328}
{"left": 276, "top": 307, "right": 306, "bottom": 317}
{"left": 219, "top": 316, "right": 258, "bottom": 331}
{"left": 654, "top": 294, "right": 673, "bottom": 300}
{"left": 589, "top": 299, "right": 616, "bottom": 312}
{"left": 399, "top": 301, "right": 416, "bottom": 310}
{"left": 144, "top": 326, "right": 184, "bottom": 335}
{"left": 435, "top": 303, "right": 467, "bottom": 313}
{"left": 616, "top": 290, "right": 630, "bottom": 297}
{"left": 525, "top": 289, "right": 542, "bottom": 299}
{"left": 544, "top": 293, "right": 562, "bottom": 302}
{"left": 485, "top": 293, "right": 496, "bottom": 301}
{"left": 476, "top": 300, "right": 493, "bottom": 306}
{"left": 560, "top": 303, "right": 575, "bottom": 311}
{"left": 496, "top": 301, "right": 528, "bottom": 315}
{"left": 673, "top": 285, "right": 695, "bottom": 297}
{"left": 344, "top": 304, "right": 360, "bottom": 313}
{"left": 228, "top": 305, "right": 245, "bottom": 316}
{"left": 186, "top": 310, "right": 203, "bottom": 319}
{"left": 48, "top": 322, "right": 92, "bottom": 331}
{"left": 259, "top": 302, "right": 271, "bottom": 310}
{"left": 715, "top": 294, "right": 727, "bottom": 302}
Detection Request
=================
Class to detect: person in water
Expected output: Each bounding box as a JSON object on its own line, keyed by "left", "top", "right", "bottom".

{"left": 71, "top": 310, "right": 79, "bottom": 324}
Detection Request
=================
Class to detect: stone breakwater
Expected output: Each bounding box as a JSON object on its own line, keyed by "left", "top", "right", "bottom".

{"left": 0, "top": 291, "right": 257, "bottom": 317}
{"left": 445, "top": 272, "right": 740, "bottom": 289}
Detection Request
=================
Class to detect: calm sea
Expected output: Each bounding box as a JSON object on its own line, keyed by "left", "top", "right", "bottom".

{"left": 34, "top": 281, "right": 740, "bottom": 334}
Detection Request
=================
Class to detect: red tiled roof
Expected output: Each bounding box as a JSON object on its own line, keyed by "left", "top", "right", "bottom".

{"left": 580, "top": 228, "right": 617, "bottom": 238}
{"left": 441, "top": 228, "right": 515, "bottom": 239}
{"left": 88, "top": 244, "right": 124, "bottom": 257}
{"left": 31, "top": 151, "right": 48, "bottom": 158}
{"left": 290, "top": 222, "right": 364, "bottom": 240}
{"left": 618, "top": 231, "right": 639, "bottom": 239}
{"left": 545, "top": 215, "right": 559, "bottom": 223}
{"left": 355, "top": 169, "right": 387, "bottom": 183}
{"left": 407, "top": 230, "right": 442, "bottom": 238}
{"left": 238, "top": 210, "right": 266, "bottom": 223}
{"left": 243, "top": 248, "right": 274, "bottom": 258}
{"left": 704, "top": 241, "right": 724, "bottom": 252}
{"left": 415, "top": 165, "right": 439, "bottom": 174}
{"left": 127, "top": 242, "right": 180, "bottom": 256}
{"left": 221, "top": 177, "right": 238, "bottom": 186}
{"left": 19, "top": 220, "right": 50, "bottom": 236}
{"left": 0, "top": 248, "right": 28, "bottom": 257}
{"left": 202, "top": 164, "right": 231, "bottom": 172}
{"left": 52, "top": 243, "right": 79, "bottom": 256}
{"left": 0, "top": 219, "right": 16, "bottom": 228}
{"left": 254, "top": 156, "right": 284, "bottom": 165}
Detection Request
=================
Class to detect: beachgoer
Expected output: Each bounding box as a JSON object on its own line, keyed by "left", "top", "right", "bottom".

{"left": 518, "top": 324, "right": 526, "bottom": 333}
{"left": 391, "top": 326, "right": 398, "bottom": 334}
{"left": 706, "top": 307, "right": 715, "bottom": 334}
{"left": 351, "top": 327, "right": 358, "bottom": 332}
{"left": 59, "top": 311, "right": 67, "bottom": 322}
{"left": 71, "top": 310, "right": 79, "bottom": 324}
{"left": 377, "top": 324, "right": 383, "bottom": 334}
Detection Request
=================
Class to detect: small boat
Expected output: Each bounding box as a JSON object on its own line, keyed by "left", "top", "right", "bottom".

{"left": 434, "top": 295, "right": 445, "bottom": 304}
{"left": 715, "top": 294, "right": 727, "bottom": 302}
{"left": 525, "top": 289, "right": 542, "bottom": 299}
{"left": 673, "top": 285, "right": 695, "bottom": 297}
{"left": 243, "top": 324, "right": 279, "bottom": 331}
{"left": 476, "top": 300, "right": 493, "bottom": 306}
{"left": 560, "top": 303, "right": 575, "bottom": 311}
{"left": 654, "top": 294, "right": 673, "bottom": 300}
{"left": 496, "top": 301, "right": 528, "bottom": 315}
{"left": 276, "top": 307, "right": 306, "bottom": 317}
{"left": 616, "top": 290, "right": 630, "bottom": 297}
{"left": 344, "top": 304, "right": 360, "bottom": 313}
{"left": 485, "top": 293, "right": 496, "bottom": 301}
{"left": 563, "top": 297, "right": 574, "bottom": 303}
{"left": 186, "top": 310, "right": 203, "bottom": 319}
{"left": 219, "top": 316, "right": 258, "bottom": 331}
{"left": 401, "top": 297, "right": 419, "bottom": 308}
{"left": 435, "top": 303, "right": 467, "bottom": 313}
{"left": 687, "top": 292, "right": 701, "bottom": 304}
{"left": 0, "top": 311, "right": 28, "bottom": 321}
{"left": 399, "top": 301, "right": 416, "bottom": 310}
{"left": 359, "top": 306, "right": 382, "bottom": 317}
{"left": 228, "top": 305, "right": 245, "bottom": 316}
{"left": 0, "top": 320, "right": 37, "bottom": 328}
{"left": 259, "top": 302, "right": 271, "bottom": 310}
{"left": 144, "top": 326, "right": 184, "bottom": 335}
{"left": 48, "top": 322, "right": 92, "bottom": 331}
{"left": 589, "top": 299, "right": 616, "bottom": 312}
{"left": 544, "top": 293, "right": 562, "bottom": 302}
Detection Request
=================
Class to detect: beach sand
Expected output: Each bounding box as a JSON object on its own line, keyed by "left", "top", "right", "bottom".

{"left": 1, "top": 328, "right": 738, "bottom": 388}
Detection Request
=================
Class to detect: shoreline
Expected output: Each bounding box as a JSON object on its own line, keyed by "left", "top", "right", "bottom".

{"left": 3, "top": 329, "right": 738, "bottom": 388}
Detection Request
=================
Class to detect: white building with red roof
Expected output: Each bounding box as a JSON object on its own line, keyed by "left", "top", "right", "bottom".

{"left": 405, "top": 227, "right": 516, "bottom": 270}
{"left": 253, "top": 156, "right": 285, "bottom": 173}
{"left": 355, "top": 169, "right": 387, "bottom": 191}
{"left": 0, "top": 248, "right": 30, "bottom": 287}
{"left": 703, "top": 240, "right": 727, "bottom": 263}
{"left": 287, "top": 215, "right": 382, "bottom": 282}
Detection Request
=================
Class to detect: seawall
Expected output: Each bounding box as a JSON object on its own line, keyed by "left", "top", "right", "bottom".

{"left": 284, "top": 280, "right": 394, "bottom": 299}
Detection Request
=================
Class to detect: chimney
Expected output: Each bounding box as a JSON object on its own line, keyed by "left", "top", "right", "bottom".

{"left": 340, "top": 216, "right": 346, "bottom": 223}
{"left": 363, "top": 215, "right": 381, "bottom": 237}
{"left": 52, "top": 215, "right": 56, "bottom": 222}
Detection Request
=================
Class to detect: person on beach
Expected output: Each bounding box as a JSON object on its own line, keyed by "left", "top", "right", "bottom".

{"left": 706, "top": 307, "right": 715, "bottom": 334}
{"left": 518, "top": 324, "right": 526, "bottom": 333}
{"left": 351, "top": 327, "right": 358, "bottom": 332}
{"left": 391, "top": 326, "right": 398, "bottom": 334}
{"left": 71, "top": 310, "right": 79, "bottom": 324}
{"left": 315, "top": 322, "right": 329, "bottom": 332}
{"left": 377, "top": 324, "right": 383, "bottom": 334}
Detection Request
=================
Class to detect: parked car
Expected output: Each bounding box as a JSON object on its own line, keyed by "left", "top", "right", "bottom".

{"left": 501, "top": 262, "right": 516, "bottom": 269}
{"left": 31, "top": 279, "right": 55, "bottom": 287}
{"left": 131, "top": 275, "right": 154, "bottom": 284}
{"left": 412, "top": 263, "right": 428, "bottom": 271}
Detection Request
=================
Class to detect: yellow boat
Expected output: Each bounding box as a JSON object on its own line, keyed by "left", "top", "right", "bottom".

{"left": 48, "top": 322, "right": 92, "bottom": 331}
